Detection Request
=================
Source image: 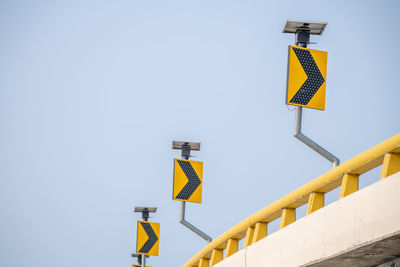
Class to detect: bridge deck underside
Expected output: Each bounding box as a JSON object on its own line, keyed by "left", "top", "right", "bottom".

{"left": 306, "top": 233, "right": 400, "bottom": 267}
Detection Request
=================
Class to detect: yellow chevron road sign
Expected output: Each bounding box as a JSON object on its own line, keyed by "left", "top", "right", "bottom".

{"left": 286, "top": 45, "right": 328, "bottom": 110}
{"left": 136, "top": 221, "right": 160, "bottom": 256}
{"left": 173, "top": 159, "right": 203, "bottom": 203}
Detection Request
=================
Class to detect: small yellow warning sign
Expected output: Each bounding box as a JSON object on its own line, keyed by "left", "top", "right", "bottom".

{"left": 136, "top": 221, "right": 160, "bottom": 256}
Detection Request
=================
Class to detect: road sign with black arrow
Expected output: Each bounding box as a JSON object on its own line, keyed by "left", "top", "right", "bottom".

{"left": 286, "top": 45, "right": 328, "bottom": 110}
{"left": 136, "top": 221, "right": 160, "bottom": 256}
{"left": 173, "top": 159, "right": 203, "bottom": 203}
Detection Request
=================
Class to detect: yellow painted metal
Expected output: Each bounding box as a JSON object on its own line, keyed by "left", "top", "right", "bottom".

{"left": 133, "top": 265, "right": 151, "bottom": 267}
{"left": 136, "top": 221, "right": 160, "bottom": 256}
{"left": 183, "top": 134, "right": 400, "bottom": 267}
{"left": 173, "top": 158, "right": 203, "bottom": 203}
{"left": 198, "top": 258, "right": 209, "bottom": 267}
{"left": 279, "top": 208, "right": 296, "bottom": 229}
{"left": 380, "top": 153, "right": 400, "bottom": 179}
{"left": 252, "top": 222, "right": 268, "bottom": 243}
{"left": 339, "top": 174, "right": 359, "bottom": 198}
{"left": 225, "top": 238, "right": 238, "bottom": 258}
{"left": 243, "top": 226, "right": 255, "bottom": 248}
{"left": 210, "top": 249, "right": 223, "bottom": 266}
{"left": 286, "top": 45, "right": 328, "bottom": 110}
{"left": 306, "top": 192, "right": 324, "bottom": 215}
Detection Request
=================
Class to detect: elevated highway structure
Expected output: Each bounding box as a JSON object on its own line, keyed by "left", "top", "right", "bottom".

{"left": 183, "top": 134, "right": 400, "bottom": 267}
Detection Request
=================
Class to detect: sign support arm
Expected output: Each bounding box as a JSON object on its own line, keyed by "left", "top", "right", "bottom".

{"left": 173, "top": 141, "right": 212, "bottom": 243}
{"left": 294, "top": 106, "right": 340, "bottom": 168}
{"left": 180, "top": 197, "right": 212, "bottom": 242}
{"left": 291, "top": 28, "right": 340, "bottom": 169}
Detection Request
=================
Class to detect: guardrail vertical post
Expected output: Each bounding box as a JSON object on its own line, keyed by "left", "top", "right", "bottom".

{"left": 380, "top": 153, "right": 400, "bottom": 179}
{"left": 243, "top": 226, "right": 255, "bottom": 247}
{"left": 199, "top": 258, "right": 210, "bottom": 267}
{"left": 252, "top": 222, "right": 268, "bottom": 243}
{"left": 225, "top": 238, "right": 239, "bottom": 257}
{"left": 280, "top": 208, "right": 296, "bottom": 229}
{"left": 210, "top": 249, "right": 223, "bottom": 266}
{"left": 339, "top": 174, "right": 359, "bottom": 198}
{"left": 306, "top": 192, "right": 324, "bottom": 215}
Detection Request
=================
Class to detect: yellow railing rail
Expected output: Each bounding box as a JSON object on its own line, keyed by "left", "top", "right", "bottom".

{"left": 183, "top": 133, "right": 400, "bottom": 267}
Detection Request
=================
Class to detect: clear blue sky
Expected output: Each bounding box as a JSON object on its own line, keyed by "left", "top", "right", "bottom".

{"left": 1, "top": 1, "right": 399, "bottom": 266}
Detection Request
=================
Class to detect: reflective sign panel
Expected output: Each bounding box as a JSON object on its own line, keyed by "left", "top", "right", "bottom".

{"left": 136, "top": 221, "right": 160, "bottom": 256}
{"left": 286, "top": 45, "right": 328, "bottom": 110}
{"left": 173, "top": 159, "right": 203, "bottom": 203}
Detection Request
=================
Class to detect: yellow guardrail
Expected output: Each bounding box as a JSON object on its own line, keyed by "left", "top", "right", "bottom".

{"left": 184, "top": 133, "right": 400, "bottom": 267}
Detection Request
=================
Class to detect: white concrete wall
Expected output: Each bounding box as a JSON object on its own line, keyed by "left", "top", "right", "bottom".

{"left": 215, "top": 172, "right": 400, "bottom": 267}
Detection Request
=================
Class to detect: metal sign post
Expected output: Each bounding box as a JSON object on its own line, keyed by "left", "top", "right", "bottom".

{"left": 283, "top": 21, "right": 340, "bottom": 168}
{"left": 133, "top": 207, "right": 158, "bottom": 267}
{"left": 172, "top": 141, "right": 212, "bottom": 242}
{"left": 131, "top": 254, "right": 149, "bottom": 267}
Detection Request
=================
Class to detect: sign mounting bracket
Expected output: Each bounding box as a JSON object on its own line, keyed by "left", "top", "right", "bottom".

{"left": 172, "top": 141, "right": 212, "bottom": 243}
{"left": 283, "top": 21, "right": 340, "bottom": 168}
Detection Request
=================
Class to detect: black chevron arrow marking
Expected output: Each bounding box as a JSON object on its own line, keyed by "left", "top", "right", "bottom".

{"left": 139, "top": 222, "right": 158, "bottom": 253}
{"left": 290, "top": 47, "right": 325, "bottom": 105}
{"left": 176, "top": 160, "right": 201, "bottom": 200}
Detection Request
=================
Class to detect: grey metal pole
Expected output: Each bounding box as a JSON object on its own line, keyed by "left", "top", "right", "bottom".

{"left": 133, "top": 208, "right": 153, "bottom": 267}
{"left": 294, "top": 106, "right": 339, "bottom": 167}
{"left": 292, "top": 31, "right": 340, "bottom": 168}
{"left": 180, "top": 201, "right": 212, "bottom": 242}
{"left": 142, "top": 211, "right": 150, "bottom": 267}
{"left": 141, "top": 254, "right": 146, "bottom": 267}
{"left": 142, "top": 210, "right": 148, "bottom": 267}
{"left": 176, "top": 142, "right": 212, "bottom": 243}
